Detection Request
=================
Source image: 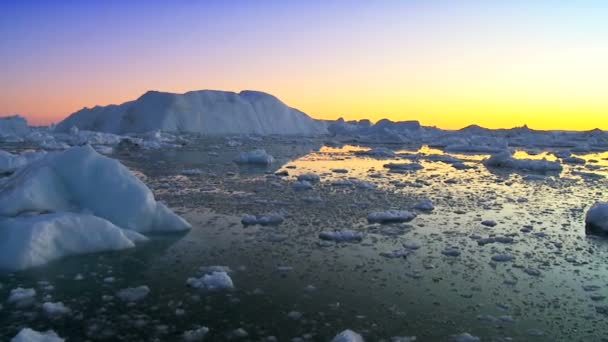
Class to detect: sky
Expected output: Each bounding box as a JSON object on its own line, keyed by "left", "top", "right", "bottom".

{"left": 1, "top": 0, "right": 607, "bottom": 130}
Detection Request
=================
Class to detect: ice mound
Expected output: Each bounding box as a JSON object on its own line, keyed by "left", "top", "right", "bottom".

{"left": 56, "top": 90, "right": 327, "bottom": 135}
{"left": 0, "top": 145, "right": 191, "bottom": 233}
{"left": 483, "top": 150, "right": 562, "bottom": 172}
{"left": 235, "top": 149, "right": 274, "bottom": 165}
{"left": 0, "top": 213, "right": 145, "bottom": 271}
{"left": 585, "top": 202, "right": 608, "bottom": 235}
{"left": 367, "top": 210, "right": 416, "bottom": 224}
{"left": 0, "top": 146, "right": 190, "bottom": 271}
{"left": 0, "top": 150, "right": 46, "bottom": 174}
{"left": 0, "top": 115, "right": 29, "bottom": 139}
{"left": 331, "top": 329, "right": 364, "bottom": 342}
{"left": 11, "top": 328, "right": 64, "bottom": 342}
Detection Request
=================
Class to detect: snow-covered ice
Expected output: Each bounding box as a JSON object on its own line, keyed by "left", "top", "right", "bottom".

{"left": 484, "top": 150, "right": 562, "bottom": 172}
{"left": 187, "top": 271, "right": 234, "bottom": 290}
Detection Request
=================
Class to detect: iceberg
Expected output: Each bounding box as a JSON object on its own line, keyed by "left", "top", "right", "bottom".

{"left": 56, "top": 90, "right": 327, "bottom": 135}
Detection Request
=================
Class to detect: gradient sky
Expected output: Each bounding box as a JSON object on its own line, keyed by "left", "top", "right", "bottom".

{"left": 1, "top": 0, "right": 607, "bottom": 130}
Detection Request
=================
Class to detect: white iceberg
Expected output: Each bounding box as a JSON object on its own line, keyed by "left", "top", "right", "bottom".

{"left": 55, "top": 90, "right": 327, "bottom": 135}
{"left": 0, "top": 150, "right": 46, "bottom": 174}
{"left": 0, "top": 145, "right": 191, "bottom": 233}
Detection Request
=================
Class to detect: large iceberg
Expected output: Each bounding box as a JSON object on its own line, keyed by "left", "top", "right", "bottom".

{"left": 0, "top": 145, "right": 190, "bottom": 271}
{"left": 0, "top": 145, "right": 191, "bottom": 233}
{"left": 55, "top": 90, "right": 327, "bottom": 135}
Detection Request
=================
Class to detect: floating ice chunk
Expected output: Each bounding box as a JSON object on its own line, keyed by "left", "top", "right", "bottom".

{"left": 383, "top": 162, "right": 423, "bottom": 172}
{"left": 7, "top": 287, "right": 36, "bottom": 304}
{"left": 297, "top": 172, "right": 320, "bottom": 183}
{"left": 235, "top": 149, "right": 274, "bottom": 165}
{"left": 232, "top": 328, "right": 248, "bottom": 338}
{"left": 0, "top": 146, "right": 191, "bottom": 234}
{"left": 481, "top": 220, "right": 497, "bottom": 227}
{"left": 331, "top": 179, "right": 354, "bottom": 187}
{"left": 367, "top": 210, "right": 416, "bottom": 224}
{"left": 331, "top": 329, "right": 364, "bottom": 342}
{"left": 332, "top": 168, "right": 349, "bottom": 173}
{"left": 585, "top": 202, "right": 608, "bottom": 235}
{"left": 182, "top": 169, "right": 203, "bottom": 176}
{"left": 292, "top": 180, "right": 313, "bottom": 190}
{"left": 441, "top": 247, "right": 461, "bottom": 257}
{"left": 0, "top": 213, "right": 145, "bottom": 271}
{"left": 287, "top": 311, "right": 303, "bottom": 320}
{"left": 355, "top": 147, "right": 396, "bottom": 158}
{"left": 414, "top": 199, "right": 434, "bottom": 211}
{"left": 380, "top": 249, "right": 412, "bottom": 258}
{"left": 116, "top": 286, "right": 150, "bottom": 302}
{"left": 241, "top": 213, "right": 284, "bottom": 226}
{"left": 183, "top": 327, "right": 209, "bottom": 341}
{"left": 319, "top": 229, "right": 364, "bottom": 242}
{"left": 491, "top": 253, "right": 515, "bottom": 262}
{"left": 483, "top": 150, "right": 562, "bottom": 172}
{"left": 449, "top": 333, "right": 480, "bottom": 342}
{"left": 10, "top": 328, "right": 64, "bottom": 342}
{"left": 187, "top": 271, "right": 234, "bottom": 290}
{"left": 42, "top": 301, "right": 71, "bottom": 316}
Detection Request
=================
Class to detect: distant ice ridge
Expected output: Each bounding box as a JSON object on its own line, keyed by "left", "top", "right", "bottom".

{"left": 0, "top": 145, "right": 190, "bottom": 271}
{"left": 0, "top": 115, "right": 29, "bottom": 140}
{"left": 55, "top": 90, "right": 328, "bottom": 135}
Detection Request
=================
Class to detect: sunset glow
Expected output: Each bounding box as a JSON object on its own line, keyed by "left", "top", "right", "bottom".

{"left": 1, "top": 0, "right": 607, "bottom": 129}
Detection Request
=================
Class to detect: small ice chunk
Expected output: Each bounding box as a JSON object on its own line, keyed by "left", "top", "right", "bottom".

{"left": 241, "top": 213, "right": 284, "bottom": 226}
{"left": 235, "top": 149, "right": 274, "bottom": 165}
{"left": 383, "top": 162, "right": 423, "bottom": 172}
{"left": 187, "top": 271, "right": 234, "bottom": 290}
{"left": 441, "top": 248, "right": 461, "bottom": 257}
{"left": 319, "top": 229, "right": 364, "bottom": 243}
{"left": 7, "top": 287, "right": 36, "bottom": 304}
{"left": 585, "top": 202, "right": 608, "bottom": 235}
{"left": 413, "top": 199, "right": 434, "bottom": 211}
{"left": 297, "top": 173, "right": 320, "bottom": 183}
{"left": 331, "top": 329, "right": 364, "bottom": 342}
{"left": 116, "top": 285, "right": 150, "bottom": 302}
{"left": 367, "top": 210, "right": 416, "bottom": 224}
{"left": 292, "top": 180, "right": 313, "bottom": 190}
{"left": 183, "top": 326, "right": 209, "bottom": 341}
{"left": 449, "top": 333, "right": 480, "bottom": 342}
{"left": 11, "top": 328, "right": 64, "bottom": 342}
{"left": 232, "top": 328, "right": 248, "bottom": 338}
{"left": 355, "top": 147, "right": 396, "bottom": 158}
{"left": 42, "top": 301, "right": 71, "bottom": 316}
{"left": 481, "top": 220, "right": 497, "bottom": 227}
{"left": 491, "top": 253, "right": 515, "bottom": 262}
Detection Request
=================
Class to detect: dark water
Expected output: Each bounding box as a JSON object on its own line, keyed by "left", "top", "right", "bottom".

{"left": 2, "top": 141, "right": 608, "bottom": 341}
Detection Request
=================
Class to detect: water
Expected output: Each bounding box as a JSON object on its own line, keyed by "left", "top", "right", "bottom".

{"left": 1, "top": 140, "right": 608, "bottom": 341}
